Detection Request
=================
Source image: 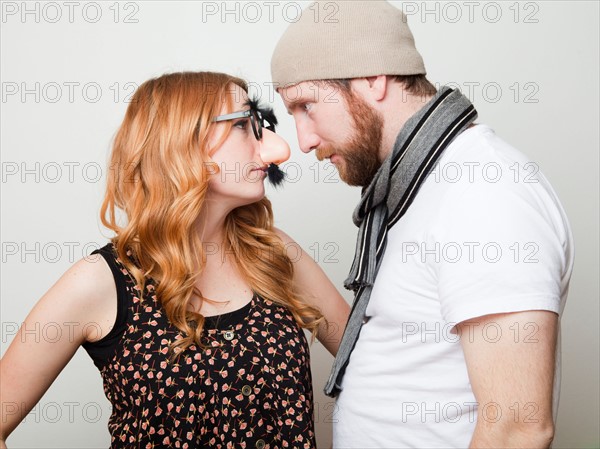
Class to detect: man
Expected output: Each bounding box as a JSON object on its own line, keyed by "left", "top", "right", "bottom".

{"left": 271, "top": 1, "right": 574, "bottom": 448}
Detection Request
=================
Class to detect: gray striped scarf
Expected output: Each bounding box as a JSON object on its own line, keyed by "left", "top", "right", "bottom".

{"left": 324, "top": 87, "right": 477, "bottom": 397}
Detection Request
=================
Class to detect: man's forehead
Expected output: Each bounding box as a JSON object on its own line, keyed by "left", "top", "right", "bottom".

{"left": 279, "top": 81, "right": 321, "bottom": 102}
{"left": 278, "top": 80, "right": 343, "bottom": 108}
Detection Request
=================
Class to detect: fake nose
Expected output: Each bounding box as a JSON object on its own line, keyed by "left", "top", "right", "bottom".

{"left": 260, "top": 129, "right": 291, "bottom": 165}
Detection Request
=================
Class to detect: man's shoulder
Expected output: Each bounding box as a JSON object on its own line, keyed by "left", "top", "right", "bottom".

{"left": 431, "top": 124, "right": 559, "bottom": 203}
{"left": 442, "top": 124, "right": 528, "bottom": 167}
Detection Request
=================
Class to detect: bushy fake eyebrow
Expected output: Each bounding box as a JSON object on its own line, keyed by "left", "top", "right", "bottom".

{"left": 245, "top": 96, "right": 278, "bottom": 126}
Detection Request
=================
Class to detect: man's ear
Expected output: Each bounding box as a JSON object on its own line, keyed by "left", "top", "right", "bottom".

{"left": 351, "top": 75, "right": 388, "bottom": 102}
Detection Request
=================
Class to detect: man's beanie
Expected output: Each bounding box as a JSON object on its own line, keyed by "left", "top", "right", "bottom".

{"left": 271, "top": 0, "right": 426, "bottom": 88}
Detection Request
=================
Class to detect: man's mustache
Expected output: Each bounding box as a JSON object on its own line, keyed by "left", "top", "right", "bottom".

{"left": 266, "top": 163, "right": 285, "bottom": 188}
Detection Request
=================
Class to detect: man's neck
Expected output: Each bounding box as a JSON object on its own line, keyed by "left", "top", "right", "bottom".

{"left": 380, "top": 93, "right": 435, "bottom": 161}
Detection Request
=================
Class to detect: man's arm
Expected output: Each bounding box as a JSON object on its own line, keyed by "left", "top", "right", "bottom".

{"left": 457, "top": 310, "right": 558, "bottom": 448}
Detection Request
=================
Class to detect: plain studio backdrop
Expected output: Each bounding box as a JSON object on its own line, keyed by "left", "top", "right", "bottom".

{"left": 1, "top": 1, "right": 598, "bottom": 447}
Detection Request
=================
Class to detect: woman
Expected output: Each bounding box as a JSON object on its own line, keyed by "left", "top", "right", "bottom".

{"left": 0, "top": 72, "right": 350, "bottom": 448}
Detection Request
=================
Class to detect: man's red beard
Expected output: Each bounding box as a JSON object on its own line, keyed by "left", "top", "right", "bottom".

{"left": 316, "top": 90, "right": 384, "bottom": 187}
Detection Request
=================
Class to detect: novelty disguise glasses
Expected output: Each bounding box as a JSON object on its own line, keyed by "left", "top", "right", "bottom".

{"left": 212, "top": 97, "right": 277, "bottom": 141}
{"left": 211, "top": 96, "right": 286, "bottom": 188}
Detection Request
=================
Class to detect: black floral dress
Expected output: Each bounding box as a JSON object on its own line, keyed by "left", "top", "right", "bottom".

{"left": 83, "top": 244, "right": 315, "bottom": 449}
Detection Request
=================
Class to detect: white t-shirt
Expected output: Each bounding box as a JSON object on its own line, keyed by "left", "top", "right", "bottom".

{"left": 333, "top": 125, "right": 574, "bottom": 448}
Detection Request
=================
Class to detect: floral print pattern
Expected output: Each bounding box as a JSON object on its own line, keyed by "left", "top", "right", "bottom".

{"left": 87, "top": 244, "right": 315, "bottom": 448}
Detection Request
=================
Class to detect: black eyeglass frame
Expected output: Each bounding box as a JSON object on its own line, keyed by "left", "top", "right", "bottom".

{"left": 212, "top": 108, "right": 273, "bottom": 141}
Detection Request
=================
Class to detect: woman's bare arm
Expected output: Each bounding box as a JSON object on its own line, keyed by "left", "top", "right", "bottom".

{"left": 0, "top": 254, "right": 117, "bottom": 443}
{"left": 274, "top": 228, "right": 350, "bottom": 356}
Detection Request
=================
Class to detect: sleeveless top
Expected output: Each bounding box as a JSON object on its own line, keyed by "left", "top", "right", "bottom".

{"left": 82, "top": 243, "right": 315, "bottom": 449}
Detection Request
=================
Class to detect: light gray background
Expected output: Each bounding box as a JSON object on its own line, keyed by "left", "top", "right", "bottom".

{"left": 1, "top": 1, "right": 598, "bottom": 447}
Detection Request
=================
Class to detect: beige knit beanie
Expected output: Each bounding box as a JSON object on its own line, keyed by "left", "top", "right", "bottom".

{"left": 271, "top": 0, "right": 426, "bottom": 88}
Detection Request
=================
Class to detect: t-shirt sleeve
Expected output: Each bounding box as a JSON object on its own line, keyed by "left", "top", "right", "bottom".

{"left": 435, "top": 173, "right": 570, "bottom": 326}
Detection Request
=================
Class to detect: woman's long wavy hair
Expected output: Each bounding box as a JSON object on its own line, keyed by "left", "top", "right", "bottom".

{"left": 100, "top": 71, "right": 323, "bottom": 355}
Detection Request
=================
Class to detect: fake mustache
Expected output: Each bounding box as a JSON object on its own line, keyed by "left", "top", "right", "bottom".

{"left": 266, "top": 163, "right": 285, "bottom": 188}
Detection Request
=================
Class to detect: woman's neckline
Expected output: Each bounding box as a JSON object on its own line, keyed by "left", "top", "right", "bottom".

{"left": 203, "top": 293, "right": 256, "bottom": 330}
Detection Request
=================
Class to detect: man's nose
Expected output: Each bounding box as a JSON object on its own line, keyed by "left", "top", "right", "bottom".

{"left": 295, "top": 120, "right": 320, "bottom": 154}
{"left": 259, "top": 129, "right": 291, "bottom": 165}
